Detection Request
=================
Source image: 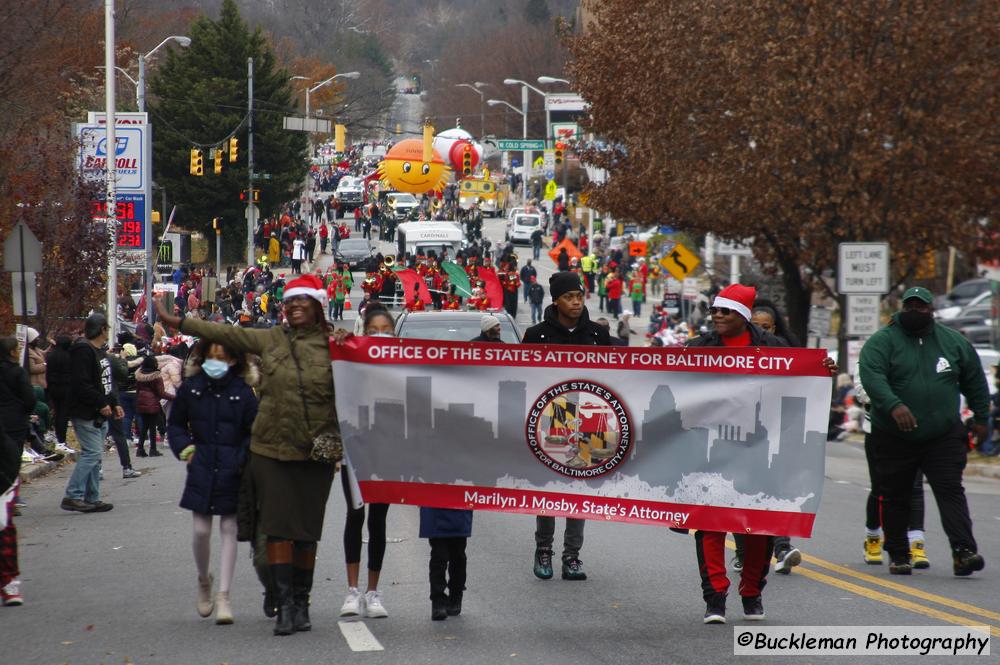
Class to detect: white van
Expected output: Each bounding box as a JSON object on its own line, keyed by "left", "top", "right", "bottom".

{"left": 507, "top": 213, "right": 542, "bottom": 244}
{"left": 396, "top": 221, "right": 464, "bottom": 260}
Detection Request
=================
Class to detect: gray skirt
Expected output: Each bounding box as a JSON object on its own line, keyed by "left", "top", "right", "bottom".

{"left": 249, "top": 452, "right": 337, "bottom": 542}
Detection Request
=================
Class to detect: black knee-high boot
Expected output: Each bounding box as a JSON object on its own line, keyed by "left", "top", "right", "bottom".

{"left": 267, "top": 539, "right": 295, "bottom": 636}
{"left": 292, "top": 542, "right": 317, "bottom": 632}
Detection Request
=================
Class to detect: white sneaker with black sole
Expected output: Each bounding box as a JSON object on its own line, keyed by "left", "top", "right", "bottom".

{"left": 774, "top": 547, "right": 801, "bottom": 575}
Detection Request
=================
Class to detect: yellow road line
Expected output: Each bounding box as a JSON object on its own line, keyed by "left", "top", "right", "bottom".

{"left": 800, "top": 552, "right": 1000, "bottom": 623}
{"left": 794, "top": 567, "right": 1000, "bottom": 638}
{"left": 723, "top": 539, "right": 1000, "bottom": 627}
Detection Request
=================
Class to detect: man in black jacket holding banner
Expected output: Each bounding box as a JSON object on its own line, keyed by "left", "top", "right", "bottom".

{"left": 522, "top": 272, "right": 611, "bottom": 581}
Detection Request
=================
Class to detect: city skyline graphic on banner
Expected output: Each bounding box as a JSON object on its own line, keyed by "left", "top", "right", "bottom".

{"left": 338, "top": 365, "right": 827, "bottom": 512}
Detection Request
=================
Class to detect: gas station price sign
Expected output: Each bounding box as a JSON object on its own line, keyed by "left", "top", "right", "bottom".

{"left": 91, "top": 193, "right": 145, "bottom": 250}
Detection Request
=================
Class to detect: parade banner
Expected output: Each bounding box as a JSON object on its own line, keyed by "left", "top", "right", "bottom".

{"left": 331, "top": 338, "right": 832, "bottom": 537}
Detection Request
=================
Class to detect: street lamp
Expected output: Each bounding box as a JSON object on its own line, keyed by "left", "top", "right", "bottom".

{"left": 488, "top": 100, "right": 528, "bottom": 202}
{"left": 134, "top": 35, "right": 189, "bottom": 324}
{"left": 537, "top": 76, "right": 570, "bottom": 85}
{"left": 306, "top": 71, "right": 360, "bottom": 118}
{"left": 455, "top": 82, "right": 488, "bottom": 137}
{"left": 505, "top": 78, "right": 551, "bottom": 143}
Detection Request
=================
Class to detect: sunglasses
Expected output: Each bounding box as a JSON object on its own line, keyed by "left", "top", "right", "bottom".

{"left": 709, "top": 306, "right": 734, "bottom": 316}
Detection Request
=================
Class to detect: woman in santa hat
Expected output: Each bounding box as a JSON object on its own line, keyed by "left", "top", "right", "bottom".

{"left": 685, "top": 283, "right": 835, "bottom": 625}
{"left": 156, "top": 273, "right": 345, "bottom": 637}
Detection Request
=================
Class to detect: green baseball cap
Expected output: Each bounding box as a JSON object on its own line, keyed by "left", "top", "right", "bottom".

{"left": 902, "top": 286, "right": 933, "bottom": 304}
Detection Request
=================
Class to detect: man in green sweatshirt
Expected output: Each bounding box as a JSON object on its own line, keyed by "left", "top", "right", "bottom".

{"left": 858, "top": 286, "right": 988, "bottom": 577}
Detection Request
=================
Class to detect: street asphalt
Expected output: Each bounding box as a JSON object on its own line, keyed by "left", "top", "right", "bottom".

{"left": 6, "top": 432, "right": 998, "bottom": 665}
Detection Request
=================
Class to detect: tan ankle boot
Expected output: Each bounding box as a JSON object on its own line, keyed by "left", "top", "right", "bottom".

{"left": 197, "top": 574, "right": 214, "bottom": 617}
{"left": 215, "top": 591, "right": 233, "bottom": 625}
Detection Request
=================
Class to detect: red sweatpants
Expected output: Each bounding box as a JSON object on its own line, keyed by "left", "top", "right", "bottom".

{"left": 695, "top": 530, "right": 773, "bottom": 600}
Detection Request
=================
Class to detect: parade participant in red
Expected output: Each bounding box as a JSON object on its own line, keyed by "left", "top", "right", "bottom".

{"left": 502, "top": 265, "right": 521, "bottom": 318}
{"left": 442, "top": 292, "right": 462, "bottom": 310}
{"left": 685, "top": 284, "right": 835, "bottom": 624}
{"left": 605, "top": 273, "right": 624, "bottom": 318}
{"left": 318, "top": 223, "right": 329, "bottom": 255}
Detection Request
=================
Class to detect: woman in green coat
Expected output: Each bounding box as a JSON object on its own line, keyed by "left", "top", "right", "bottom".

{"left": 156, "top": 274, "right": 341, "bottom": 637}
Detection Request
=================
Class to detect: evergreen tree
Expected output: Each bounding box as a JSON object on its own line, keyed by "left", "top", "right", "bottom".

{"left": 523, "top": 0, "right": 552, "bottom": 25}
{"left": 148, "top": 0, "right": 307, "bottom": 261}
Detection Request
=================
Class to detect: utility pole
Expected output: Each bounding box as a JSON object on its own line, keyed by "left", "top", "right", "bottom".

{"left": 246, "top": 57, "right": 255, "bottom": 266}
{"left": 104, "top": 0, "right": 118, "bottom": 340}
{"left": 521, "top": 86, "right": 528, "bottom": 205}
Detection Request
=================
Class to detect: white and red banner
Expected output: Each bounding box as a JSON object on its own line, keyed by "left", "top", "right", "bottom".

{"left": 331, "top": 338, "right": 832, "bottom": 537}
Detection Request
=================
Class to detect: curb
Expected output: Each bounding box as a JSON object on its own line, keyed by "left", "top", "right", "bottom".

{"left": 838, "top": 435, "right": 1000, "bottom": 480}
{"left": 19, "top": 451, "right": 78, "bottom": 483}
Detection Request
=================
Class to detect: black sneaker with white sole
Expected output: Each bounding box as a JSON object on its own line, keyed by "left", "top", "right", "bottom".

{"left": 703, "top": 593, "right": 726, "bottom": 624}
{"left": 742, "top": 595, "right": 765, "bottom": 621}
{"left": 774, "top": 547, "right": 802, "bottom": 575}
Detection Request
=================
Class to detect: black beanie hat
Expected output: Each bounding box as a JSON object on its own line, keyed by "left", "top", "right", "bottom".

{"left": 550, "top": 271, "right": 584, "bottom": 300}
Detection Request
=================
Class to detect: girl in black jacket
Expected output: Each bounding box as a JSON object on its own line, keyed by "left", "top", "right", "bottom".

{"left": 168, "top": 340, "right": 258, "bottom": 625}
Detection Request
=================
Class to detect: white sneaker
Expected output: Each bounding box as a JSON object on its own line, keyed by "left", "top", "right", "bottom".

{"left": 339, "top": 587, "right": 362, "bottom": 617}
{"left": 55, "top": 443, "right": 74, "bottom": 453}
{"left": 364, "top": 590, "right": 388, "bottom": 618}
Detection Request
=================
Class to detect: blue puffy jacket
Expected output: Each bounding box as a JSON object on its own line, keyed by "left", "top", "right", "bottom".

{"left": 419, "top": 507, "right": 472, "bottom": 538}
{"left": 167, "top": 369, "right": 258, "bottom": 515}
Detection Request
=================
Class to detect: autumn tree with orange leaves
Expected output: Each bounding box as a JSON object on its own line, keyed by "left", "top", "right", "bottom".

{"left": 568, "top": 1, "right": 1000, "bottom": 342}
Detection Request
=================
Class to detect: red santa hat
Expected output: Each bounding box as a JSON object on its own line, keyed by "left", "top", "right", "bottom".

{"left": 283, "top": 274, "right": 328, "bottom": 311}
{"left": 712, "top": 284, "right": 756, "bottom": 321}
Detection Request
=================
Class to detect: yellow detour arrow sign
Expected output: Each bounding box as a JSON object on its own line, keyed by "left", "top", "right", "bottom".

{"left": 544, "top": 179, "right": 558, "bottom": 200}
{"left": 658, "top": 242, "right": 701, "bottom": 280}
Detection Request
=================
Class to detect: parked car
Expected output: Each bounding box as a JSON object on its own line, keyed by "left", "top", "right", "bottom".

{"left": 934, "top": 278, "right": 992, "bottom": 311}
{"left": 395, "top": 310, "right": 522, "bottom": 344}
{"left": 335, "top": 238, "right": 375, "bottom": 271}
{"left": 938, "top": 302, "right": 994, "bottom": 331}
{"left": 937, "top": 290, "right": 992, "bottom": 320}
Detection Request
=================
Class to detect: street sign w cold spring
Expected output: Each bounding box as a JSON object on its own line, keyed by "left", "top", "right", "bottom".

{"left": 497, "top": 139, "right": 546, "bottom": 151}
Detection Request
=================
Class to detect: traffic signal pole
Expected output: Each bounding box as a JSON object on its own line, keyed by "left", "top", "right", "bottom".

{"left": 246, "top": 57, "right": 255, "bottom": 266}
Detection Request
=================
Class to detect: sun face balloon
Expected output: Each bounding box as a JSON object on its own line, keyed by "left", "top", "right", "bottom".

{"left": 376, "top": 139, "right": 451, "bottom": 194}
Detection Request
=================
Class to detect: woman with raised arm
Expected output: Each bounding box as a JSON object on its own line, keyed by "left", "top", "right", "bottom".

{"left": 156, "top": 274, "right": 342, "bottom": 637}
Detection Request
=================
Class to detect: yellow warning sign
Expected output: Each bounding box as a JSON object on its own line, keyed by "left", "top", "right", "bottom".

{"left": 658, "top": 242, "right": 701, "bottom": 281}
{"left": 544, "top": 179, "right": 558, "bottom": 201}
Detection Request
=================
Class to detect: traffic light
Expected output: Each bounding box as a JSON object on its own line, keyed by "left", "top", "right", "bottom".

{"left": 241, "top": 189, "right": 261, "bottom": 202}
{"left": 189, "top": 148, "right": 203, "bottom": 176}
{"left": 212, "top": 217, "right": 220, "bottom": 234}
{"left": 554, "top": 144, "right": 564, "bottom": 166}
{"left": 228, "top": 137, "right": 238, "bottom": 162}
{"left": 462, "top": 144, "right": 472, "bottom": 176}
{"left": 335, "top": 124, "right": 346, "bottom": 153}
{"left": 240, "top": 190, "right": 247, "bottom": 202}
{"left": 252, "top": 189, "right": 260, "bottom": 204}
{"left": 213, "top": 149, "right": 223, "bottom": 175}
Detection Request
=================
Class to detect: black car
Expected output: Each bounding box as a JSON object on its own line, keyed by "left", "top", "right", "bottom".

{"left": 335, "top": 238, "right": 375, "bottom": 271}
{"left": 395, "top": 310, "right": 522, "bottom": 343}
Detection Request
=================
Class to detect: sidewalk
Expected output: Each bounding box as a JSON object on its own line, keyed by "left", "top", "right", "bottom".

{"left": 839, "top": 433, "right": 1000, "bottom": 480}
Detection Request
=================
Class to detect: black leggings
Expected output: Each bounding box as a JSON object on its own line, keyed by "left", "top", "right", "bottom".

{"left": 341, "top": 470, "right": 389, "bottom": 570}
{"left": 138, "top": 413, "right": 159, "bottom": 450}
{"left": 864, "top": 434, "right": 924, "bottom": 531}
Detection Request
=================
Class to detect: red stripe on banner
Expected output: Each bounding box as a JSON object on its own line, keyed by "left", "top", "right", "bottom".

{"left": 358, "top": 481, "right": 817, "bottom": 538}
{"left": 330, "top": 336, "right": 832, "bottom": 377}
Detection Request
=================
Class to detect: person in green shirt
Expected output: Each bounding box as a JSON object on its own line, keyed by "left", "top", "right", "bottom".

{"left": 858, "top": 286, "right": 988, "bottom": 577}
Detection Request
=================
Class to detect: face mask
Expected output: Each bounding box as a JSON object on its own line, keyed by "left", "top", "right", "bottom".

{"left": 368, "top": 332, "right": 394, "bottom": 338}
{"left": 202, "top": 358, "right": 230, "bottom": 379}
{"left": 898, "top": 309, "right": 933, "bottom": 332}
